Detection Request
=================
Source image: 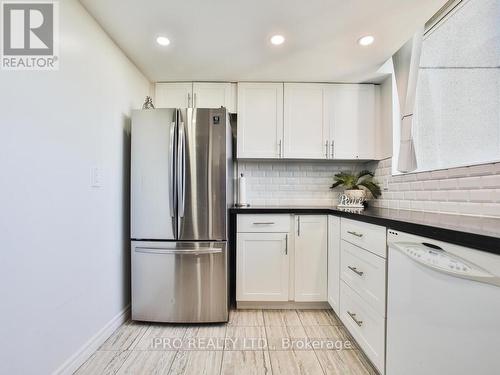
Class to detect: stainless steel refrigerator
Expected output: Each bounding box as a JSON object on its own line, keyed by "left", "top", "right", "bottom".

{"left": 130, "top": 107, "right": 232, "bottom": 323}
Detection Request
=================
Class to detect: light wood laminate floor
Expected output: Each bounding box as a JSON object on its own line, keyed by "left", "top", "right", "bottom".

{"left": 75, "top": 309, "right": 378, "bottom": 375}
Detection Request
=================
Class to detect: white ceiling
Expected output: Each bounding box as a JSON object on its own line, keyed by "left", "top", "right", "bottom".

{"left": 80, "top": 0, "right": 447, "bottom": 83}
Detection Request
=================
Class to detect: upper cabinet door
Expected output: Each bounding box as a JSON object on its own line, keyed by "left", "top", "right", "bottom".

{"left": 155, "top": 83, "right": 193, "bottom": 108}
{"left": 192, "top": 82, "right": 236, "bottom": 111}
{"left": 326, "top": 84, "right": 376, "bottom": 159}
{"left": 237, "top": 83, "right": 284, "bottom": 159}
{"left": 283, "top": 83, "right": 329, "bottom": 159}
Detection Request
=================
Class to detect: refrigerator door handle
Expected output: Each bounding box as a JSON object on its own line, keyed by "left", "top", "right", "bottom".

{"left": 169, "top": 121, "right": 176, "bottom": 218}
{"left": 135, "top": 247, "right": 222, "bottom": 255}
{"left": 177, "top": 121, "right": 186, "bottom": 218}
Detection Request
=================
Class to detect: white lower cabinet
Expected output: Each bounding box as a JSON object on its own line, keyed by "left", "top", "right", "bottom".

{"left": 327, "top": 215, "right": 341, "bottom": 312}
{"left": 294, "top": 215, "right": 328, "bottom": 301}
{"left": 338, "top": 219, "right": 387, "bottom": 374}
{"left": 236, "top": 214, "right": 328, "bottom": 303}
{"left": 340, "top": 281, "right": 385, "bottom": 373}
{"left": 236, "top": 214, "right": 387, "bottom": 372}
{"left": 236, "top": 232, "right": 289, "bottom": 301}
{"left": 341, "top": 240, "right": 386, "bottom": 315}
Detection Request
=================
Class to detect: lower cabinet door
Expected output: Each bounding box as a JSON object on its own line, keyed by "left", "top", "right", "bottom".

{"left": 328, "top": 215, "right": 341, "bottom": 312}
{"left": 294, "top": 215, "right": 328, "bottom": 301}
{"left": 236, "top": 233, "right": 289, "bottom": 301}
{"left": 340, "top": 281, "right": 385, "bottom": 373}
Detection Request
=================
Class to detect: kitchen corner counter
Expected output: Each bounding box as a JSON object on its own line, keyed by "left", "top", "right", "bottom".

{"left": 230, "top": 206, "right": 500, "bottom": 255}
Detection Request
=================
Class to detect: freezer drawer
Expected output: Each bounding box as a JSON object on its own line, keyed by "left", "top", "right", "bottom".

{"left": 131, "top": 241, "right": 228, "bottom": 323}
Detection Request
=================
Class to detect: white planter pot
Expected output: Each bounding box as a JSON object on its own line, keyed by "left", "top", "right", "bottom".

{"left": 344, "top": 189, "right": 366, "bottom": 201}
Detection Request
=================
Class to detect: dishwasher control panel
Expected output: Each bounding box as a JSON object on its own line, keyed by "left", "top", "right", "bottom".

{"left": 395, "top": 242, "right": 494, "bottom": 280}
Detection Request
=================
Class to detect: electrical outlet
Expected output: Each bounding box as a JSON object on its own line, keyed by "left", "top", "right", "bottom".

{"left": 383, "top": 178, "right": 389, "bottom": 191}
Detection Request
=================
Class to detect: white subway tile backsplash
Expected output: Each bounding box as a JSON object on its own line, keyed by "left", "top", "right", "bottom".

{"left": 481, "top": 175, "right": 500, "bottom": 188}
{"left": 446, "top": 167, "right": 470, "bottom": 178}
{"left": 371, "top": 157, "right": 500, "bottom": 218}
{"left": 446, "top": 190, "right": 470, "bottom": 201}
{"left": 468, "top": 164, "right": 494, "bottom": 176}
{"left": 438, "top": 178, "right": 457, "bottom": 190}
{"left": 410, "top": 181, "right": 423, "bottom": 191}
{"left": 416, "top": 191, "right": 432, "bottom": 201}
{"left": 238, "top": 160, "right": 364, "bottom": 207}
{"left": 404, "top": 191, "right": 417, "bottom": 200}
{"left": 241, "top": 157, "right": 500, "bottom": 217}
{"left": 469, "top": 189, "right": 495, "bottom": 202}
{"left": 422, "top": 180, "right": 439, "bottom": 190}
{"left": 458, "top": 177, "right": 481, "bottom": 189}
{"left": 431, "top": 190, "right": 448, "bottom": 201}
{"left": 430, "top": 169, "right": 449, "bottom": 180}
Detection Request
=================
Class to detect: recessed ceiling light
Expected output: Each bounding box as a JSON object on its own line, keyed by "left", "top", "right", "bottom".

{"left": 270, "top": 35, "right": 285, "bottom": 45}
{"left": 358, "top": 35, "right": 375, "bottom": 46}
{"left": 156, "top": 36, "right": 170, "bottom": 46}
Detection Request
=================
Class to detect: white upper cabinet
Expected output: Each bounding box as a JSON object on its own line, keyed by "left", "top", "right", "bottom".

{"left": 155, "top": 82, "right": 236, "bottom": 111}
{"left": 192, "top": 82, "right": 235, "bottom": 111}
{"left": 283, "top": 83, "right": 329, "bottom": 159}
{"left": 237, "top": 83, "right": 284, "bottom": 159}
{"left": 236, "top": 82, "right": 379, "bottom": 160}
{"left": 155, "top": 82, "right": 193, "bottom": 108}
{"left": 326, "top": 84, "right": 376, "bottom": 159}
{"left": 294, "top": 215, "right": 328, "bottom": 302}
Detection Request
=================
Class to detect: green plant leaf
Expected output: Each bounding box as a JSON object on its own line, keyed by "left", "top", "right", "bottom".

{"left": 358, "top": 180, "right": 382, "bottom": 198}
{"left": 356, "top": 170, "right": 374, "bottom": 181}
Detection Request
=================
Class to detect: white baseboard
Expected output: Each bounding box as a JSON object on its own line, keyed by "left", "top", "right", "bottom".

{"left": 52, "top": 304, "right": 130, "bottom": 375}
{"left": 237, "top": 301, "right": 331, "bottom": 309}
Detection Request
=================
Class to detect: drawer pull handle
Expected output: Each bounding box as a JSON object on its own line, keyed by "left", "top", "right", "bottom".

{"left": 347, "top": 311, "right": 363, "bottom": 327}
{"left": 348, "top": 266, "right": 364, "bottom": 277}
{"left": 347, "top": 230, "right": 363, "bottom": 238}
{"left": 252, "top": 222, "right": 275, "bottom": 225}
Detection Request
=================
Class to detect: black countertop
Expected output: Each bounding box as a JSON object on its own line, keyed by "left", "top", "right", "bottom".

{"left": 230, "top": 206, "right": 500, "bottom": 255}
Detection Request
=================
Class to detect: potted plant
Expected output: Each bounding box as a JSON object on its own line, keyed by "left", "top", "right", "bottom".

{"left": 330, "top": 170, "right": 381, "bottom": 202}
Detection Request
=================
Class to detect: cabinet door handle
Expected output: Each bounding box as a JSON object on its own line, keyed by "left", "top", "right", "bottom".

{"left": 331, "top": 140, "right": 334, "bottom": 158}
{"left": 252, "top": 222, "right": 275, "bottom": 225}
{"left": 347, "top": 311, "right": 363, "bottom": 327}
{"left": 325, "top": 140, "right": 329, "bottom": 158}
{"left": 297, "top": 216, "right": 301, "bottom": 237}
{"left": 348, "top": 266, "right": 364, "bottom": 277}
{"left": 347, "top": 230, "right": 363, "bottom": 238}
{"left": 278, "top": 139, "right": 282, "bottom": 158}
{"left": 188, "top": 93, "right": 191, "bottom": 107}
{"left": 285, "top": 234, "right": 288, "bottom": 255}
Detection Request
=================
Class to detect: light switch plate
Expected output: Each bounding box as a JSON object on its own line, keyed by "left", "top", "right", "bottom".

{"left": 91, "top": 166, "right": 102, "bottom": 188}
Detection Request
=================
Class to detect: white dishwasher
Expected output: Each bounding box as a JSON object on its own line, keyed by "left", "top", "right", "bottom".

{"left": 387, "top": 230, "right": 500, "bottom": 375}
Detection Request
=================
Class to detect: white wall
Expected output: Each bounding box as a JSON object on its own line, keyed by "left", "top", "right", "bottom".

{"left": 0, "top": 1, "right": 151, "bottom": 374}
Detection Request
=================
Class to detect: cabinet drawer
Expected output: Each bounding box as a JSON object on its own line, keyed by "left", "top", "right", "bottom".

{"left": 341, "top": 218, "right": 386, "bottom": 258}
{"left": 237, "top": 214, "right": 291, "bottom": 233}
{"left": 341, "top": 240, "right": 386, "bottom": 316}
{"left": 340, "top": 282, "right": 385, "bottom": 373}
